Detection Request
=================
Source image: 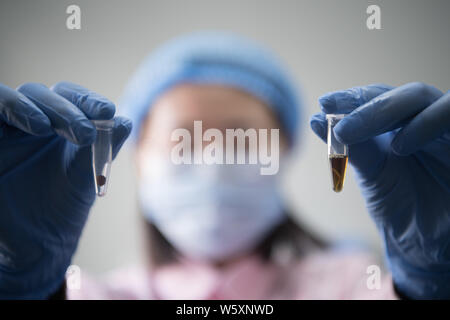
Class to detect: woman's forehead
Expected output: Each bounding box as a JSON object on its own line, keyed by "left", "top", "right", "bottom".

{"left": 144, "top": 84, "right": 280, "bottom": 130}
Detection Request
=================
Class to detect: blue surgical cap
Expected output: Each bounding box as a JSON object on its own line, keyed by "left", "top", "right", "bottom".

{"left": 119, "top": 32, "right": 302, "bottom": 145}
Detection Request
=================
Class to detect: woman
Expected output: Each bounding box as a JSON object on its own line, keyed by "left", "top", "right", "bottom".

{"left": 0, "top": 32, "right": 448, "bottom": 300}
{"left": 72, "top": 32, "right": 394, "bottom": 299}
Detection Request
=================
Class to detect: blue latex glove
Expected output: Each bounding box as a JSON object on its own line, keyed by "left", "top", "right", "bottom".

{"left": 0, "top": 82, "right": 132, "bottom": 299}
{"left": 310, "top": 82, "right": 450, "bottom": 299}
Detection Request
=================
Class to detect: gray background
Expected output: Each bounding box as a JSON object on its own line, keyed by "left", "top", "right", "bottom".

{"left": 1, "top": 0, "right": 449, "bottom": 274}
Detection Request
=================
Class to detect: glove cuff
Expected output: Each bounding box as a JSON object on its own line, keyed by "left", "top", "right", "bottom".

{"left": 0, "top": 237, "right": 75, "bottom": 299}
{"left": 388, "top": 253, "right": 450, "bottom": 299}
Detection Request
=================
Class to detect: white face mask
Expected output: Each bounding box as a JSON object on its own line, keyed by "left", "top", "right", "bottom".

{"left": 138, "top": 155, "right": 286, "bottom": 262}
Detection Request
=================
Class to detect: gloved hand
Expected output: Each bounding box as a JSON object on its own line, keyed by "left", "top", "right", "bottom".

{"left": 310, "top": 82, "right": 450, "bottom": 299}
{"left": 0, "top": 82, "right": 132, "bottom": 299}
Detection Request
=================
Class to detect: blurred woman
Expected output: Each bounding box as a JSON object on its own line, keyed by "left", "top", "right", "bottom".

{"left": 68, "top": 33, "right": 395, "bottom": 299}
{"left": 5, "top": 32, "right": 448, "bottom": 300}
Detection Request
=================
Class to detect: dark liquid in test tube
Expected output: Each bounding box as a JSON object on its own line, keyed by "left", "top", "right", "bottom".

{"left": 329, "top": 155, "right": 348, "bottom": 192}
{"left": 96, "top": 175, "right": 106, "bottom": 187}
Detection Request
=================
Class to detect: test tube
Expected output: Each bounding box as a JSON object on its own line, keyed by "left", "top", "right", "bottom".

{"left": 91, "top": 119, "right": 114, "bottom": 197}
{"left": 327, "top": 114, "right": 348, "bottom": 192}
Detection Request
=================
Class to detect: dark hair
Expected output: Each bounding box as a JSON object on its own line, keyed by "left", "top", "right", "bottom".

{"left": 143, "top": 210, "right": 327, "bottom": 268}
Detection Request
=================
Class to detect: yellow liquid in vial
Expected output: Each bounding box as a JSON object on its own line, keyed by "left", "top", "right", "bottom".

{"left": 329, "top": 155, "right": 348, "bottom": 192}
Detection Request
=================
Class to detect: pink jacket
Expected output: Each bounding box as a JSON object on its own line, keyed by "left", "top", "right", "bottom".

{"left": 67, "top": 249, "right": 397, "bottom": 300}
